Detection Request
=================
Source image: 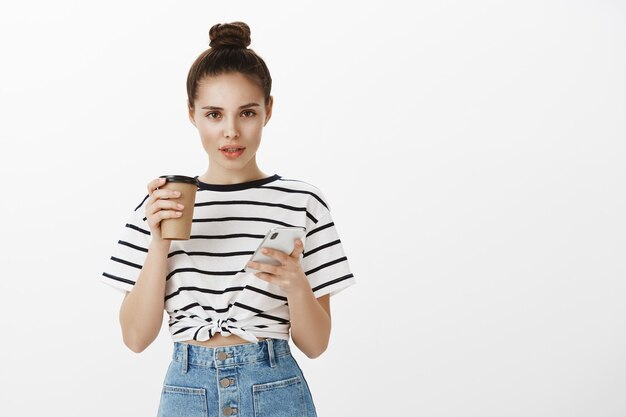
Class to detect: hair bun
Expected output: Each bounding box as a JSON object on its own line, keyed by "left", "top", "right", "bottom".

{"left": 209, "top": 22, "right": 251, "bottom": 49}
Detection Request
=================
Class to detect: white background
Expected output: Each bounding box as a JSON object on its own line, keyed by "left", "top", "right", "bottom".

{"left": 1, "top": 1, "right": 625, "bottom": 416}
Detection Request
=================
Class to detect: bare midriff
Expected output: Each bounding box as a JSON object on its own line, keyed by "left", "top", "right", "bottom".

{"left": 182, "top": 333, "right": 267, "bottom": 347}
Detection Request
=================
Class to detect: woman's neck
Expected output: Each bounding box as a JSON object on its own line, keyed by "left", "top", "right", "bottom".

{"left": 199, "top": 165, "right": 268, "bottom": 185}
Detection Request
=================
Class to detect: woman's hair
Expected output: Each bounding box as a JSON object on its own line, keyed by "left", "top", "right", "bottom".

{"left": 186, "top": 21, "right": 272, "bottom": 110}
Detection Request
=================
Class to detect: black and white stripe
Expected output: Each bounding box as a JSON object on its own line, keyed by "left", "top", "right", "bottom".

{"left": 100, "top": 174, "right": 355, "bottom": 343}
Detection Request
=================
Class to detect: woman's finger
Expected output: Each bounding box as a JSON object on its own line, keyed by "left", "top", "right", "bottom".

{"left": 151, "top": 189, "right": 181, "bottom": 204}
{"left": 157, "top": 209, "right": 183, "bottom": 221}
{"left": 146, "top": 208, "right": 183, "bottom": 228}
{"left": 289, "top": 239, "right": 304, "bottom": 258}
{"left": 253, "top": 272, "right": 277, "bottom": 285}
{"left": 148, "top": 177, "right": 166, "bottom": 195}
{"left": 146, "top": 178, "right": 165, "bottom": 209}
{"left": 247, "top": 261, "right": 280, "bottom": 275}
{"left": 147, "top": 188, "right": 181, "bottom": 213}
{"left": 260, "top": 247, "right": 290, "bottom": 264}
{"left": 146, "top": 199, "right": 184, "bottom": 218}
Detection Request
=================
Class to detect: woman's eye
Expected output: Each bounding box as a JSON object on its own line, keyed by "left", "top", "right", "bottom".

{"left": 206, "top": 112, "right": 220, "bottom": 119}
{"left": 242, "top": 110, "right": 255, "bottom": 117}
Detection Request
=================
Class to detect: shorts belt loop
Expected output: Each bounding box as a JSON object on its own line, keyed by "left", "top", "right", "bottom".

{"left": 181, "top": 343, "right": 188, "bottom": 374}
{"left": 267, "top": 338, "right": 276, "bottom": 368}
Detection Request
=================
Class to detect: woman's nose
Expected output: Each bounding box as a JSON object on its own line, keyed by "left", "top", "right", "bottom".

{"left": 224, "top": 119, "right": 240, "bottom": 138}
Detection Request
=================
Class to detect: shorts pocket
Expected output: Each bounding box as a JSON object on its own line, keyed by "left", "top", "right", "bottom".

{"left": 157, "top": 384, "right": 208, "bottom": 417}
{"left": 253, "top": 376, "right": 306, "bottom": 417}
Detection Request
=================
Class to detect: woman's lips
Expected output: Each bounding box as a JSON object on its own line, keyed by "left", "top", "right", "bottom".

{"left": 219, "top": 146, "right": 245, "bottom": 159}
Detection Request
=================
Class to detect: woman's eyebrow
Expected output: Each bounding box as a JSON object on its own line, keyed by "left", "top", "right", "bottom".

{"left": 201, "top": 102, "right": 260, "bottom": 110}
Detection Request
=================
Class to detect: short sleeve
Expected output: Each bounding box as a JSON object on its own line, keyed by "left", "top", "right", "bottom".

{"left": 301, "top": 210, "right": 356, "bottom": 298}
{"left": 100, "top": 195, "right": 152, "bottom": 294}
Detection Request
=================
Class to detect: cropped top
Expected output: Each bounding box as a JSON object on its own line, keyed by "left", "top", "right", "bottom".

{"left": 100, "top": 174, "right": 356, "bottom": 343}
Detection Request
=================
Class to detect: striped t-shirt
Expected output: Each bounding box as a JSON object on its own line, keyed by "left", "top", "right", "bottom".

{"left": 100, "top": 174, "right": 356, "bottom": 343}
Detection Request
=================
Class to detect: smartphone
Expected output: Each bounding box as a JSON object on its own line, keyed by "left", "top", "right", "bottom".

{"left": 245, "top": 226, "right": 306, "bottom": 273}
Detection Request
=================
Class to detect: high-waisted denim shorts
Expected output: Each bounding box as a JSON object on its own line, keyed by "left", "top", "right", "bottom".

{"left": 157, "top": 339, "right": 317, "bottom": 417}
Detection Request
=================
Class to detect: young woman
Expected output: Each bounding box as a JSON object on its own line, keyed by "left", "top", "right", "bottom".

{"left": 101, "top": 21, "right": 355, "bottom": 417}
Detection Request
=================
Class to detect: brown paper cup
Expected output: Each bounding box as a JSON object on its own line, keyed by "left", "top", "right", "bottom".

{"left": 159, "top": 175, "right": 198, "bottom": 240}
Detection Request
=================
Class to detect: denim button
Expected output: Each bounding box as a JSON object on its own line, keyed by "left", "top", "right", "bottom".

{"left": 223, "top": 406, "right": 237, "bottom": 415}
{"left": 217, "top": 351, "right": 229, "bottom": 361}
{"left": 220, "top": 378, "right": 231, "bottom": 388}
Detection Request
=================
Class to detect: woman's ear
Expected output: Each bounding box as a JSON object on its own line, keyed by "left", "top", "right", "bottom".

{"left": 264, "top": 96, "right": 274, "bottom": 126}
{"left": 188, "top": 107, "right": 197, "bottom": 127}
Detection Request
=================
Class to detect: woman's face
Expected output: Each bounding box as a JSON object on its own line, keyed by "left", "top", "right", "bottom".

{"left": 189, "top": 72, "right": 273, "bottom": 181}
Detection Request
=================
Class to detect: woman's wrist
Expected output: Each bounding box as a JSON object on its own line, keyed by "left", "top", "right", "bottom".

{"left": 149, "top": 237, "right": 171, "bottom": 253}
{"left": 285, "top": 273, "right": 313, "bottom": 299}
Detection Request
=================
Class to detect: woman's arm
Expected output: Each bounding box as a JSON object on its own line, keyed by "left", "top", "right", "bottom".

{"left": 119, "top": 177, "right": 183, "bottom": 353}
{"left": 288, "top": 292, "right": 331, "bottom": 358}
{"left": 247, "top": 239, "right": 332, "bottom": 358}
{"left": 119, "top": 239, "right": 171, "bottom": 353}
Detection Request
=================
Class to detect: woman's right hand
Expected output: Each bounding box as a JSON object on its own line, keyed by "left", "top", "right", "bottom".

{"left": 145, "top": 177, "right": 184, "bottom": 242}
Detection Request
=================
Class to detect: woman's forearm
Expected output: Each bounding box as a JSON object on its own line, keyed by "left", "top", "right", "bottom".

{"left": 288, "top": 286, "right": 331, "bottom": 359}
{"left": 119, "top": 239, "right": 171, "bottom": 353}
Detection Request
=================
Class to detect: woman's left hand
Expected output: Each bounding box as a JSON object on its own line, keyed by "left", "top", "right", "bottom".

{"left": 247, "top": 239, "right": 310, "bottom": 296}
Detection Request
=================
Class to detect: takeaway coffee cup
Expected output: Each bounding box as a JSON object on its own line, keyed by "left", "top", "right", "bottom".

{"left": 158, "top": 175, "right": 199, "bottom": 240}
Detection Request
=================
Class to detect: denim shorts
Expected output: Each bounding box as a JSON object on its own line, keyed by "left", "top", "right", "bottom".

{"left": 157, "top": 338, "right": 317, "bottom": 417}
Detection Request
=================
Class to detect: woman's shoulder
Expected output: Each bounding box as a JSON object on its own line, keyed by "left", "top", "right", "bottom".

{"left": 274, "top": 176, "right": 324, "bottom": 193}
{"left": 273, "top": 176, "right": 331, "bottom": 208}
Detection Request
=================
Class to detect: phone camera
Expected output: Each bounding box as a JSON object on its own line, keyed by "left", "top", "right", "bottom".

{"left": 270, "top": 232, "right": 279, "bottom": 240}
